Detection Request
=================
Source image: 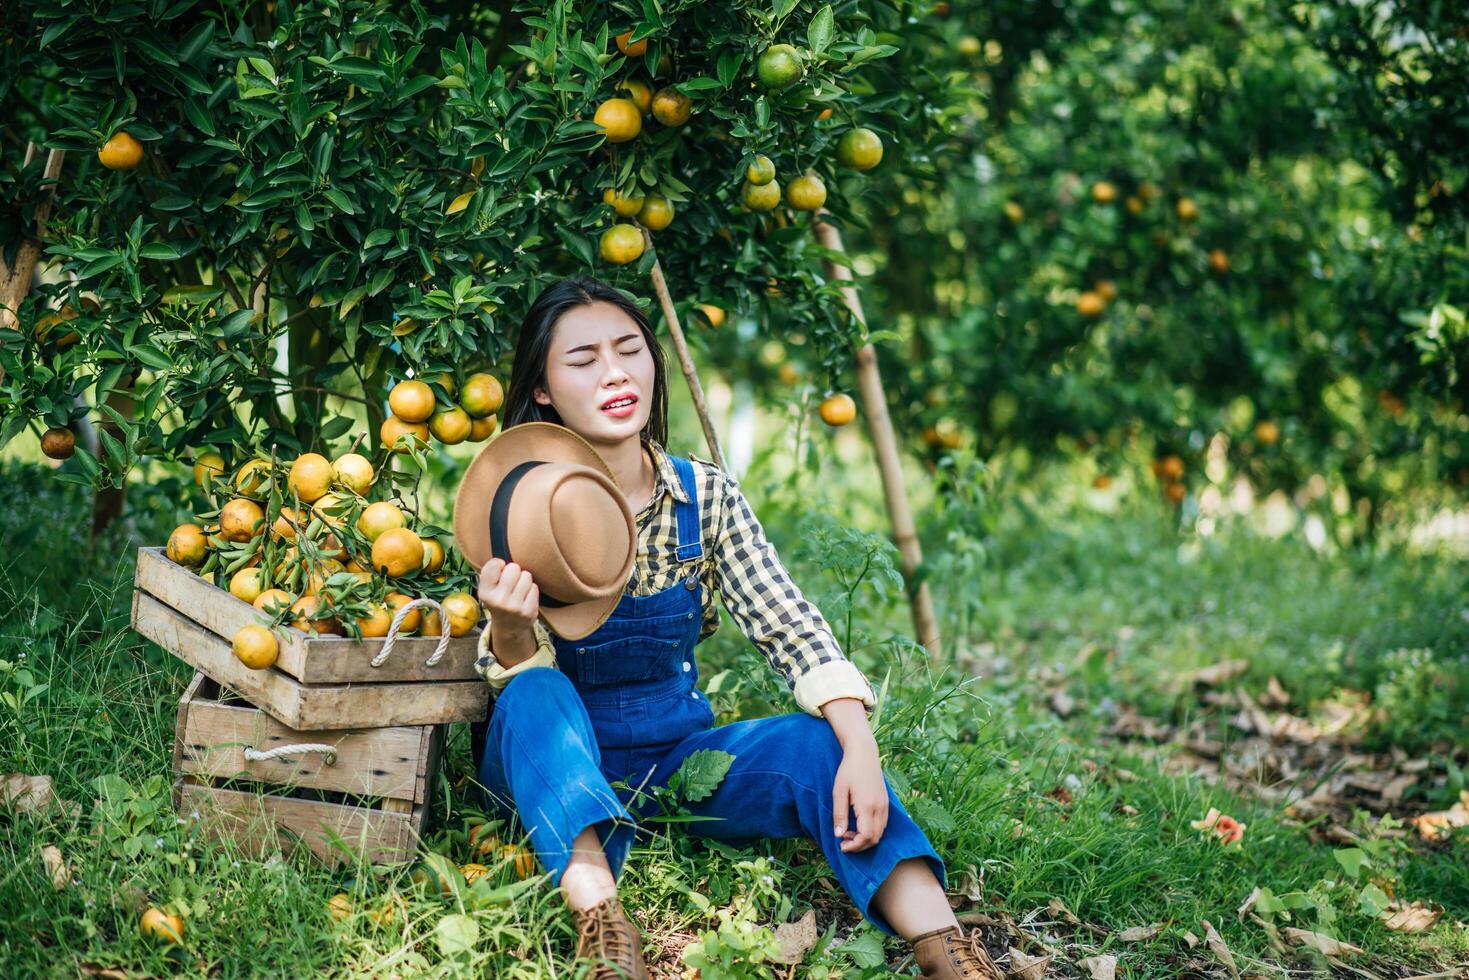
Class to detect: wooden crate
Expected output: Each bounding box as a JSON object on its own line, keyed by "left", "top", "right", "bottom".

{"left": 171, "top": 672, "right": 439, "bottom": 866}
{"left": 132, "top": 546, "right": 487, "bottom": 730}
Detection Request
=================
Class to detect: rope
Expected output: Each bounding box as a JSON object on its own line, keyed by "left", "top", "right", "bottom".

{"left": 243, "top": 743, "right": 339, "bottom": 766}
{"left": 370, "top": 595, "right": 451, "bottom": 669}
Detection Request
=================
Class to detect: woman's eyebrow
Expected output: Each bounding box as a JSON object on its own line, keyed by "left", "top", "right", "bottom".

{"left": 564, "top": 333, "right": 641, "bottom": 354}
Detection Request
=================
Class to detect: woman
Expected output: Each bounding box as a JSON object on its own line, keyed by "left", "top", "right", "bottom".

{"left": 469, "top": 276, "right": 998, "bottom": 979}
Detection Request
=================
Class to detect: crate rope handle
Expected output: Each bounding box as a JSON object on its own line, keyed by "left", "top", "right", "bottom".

{"left": 243, "top": 744, "right": 339, "bottom": 766}
{"left": 372, "top": 596, "right": 451, "bottom": 669}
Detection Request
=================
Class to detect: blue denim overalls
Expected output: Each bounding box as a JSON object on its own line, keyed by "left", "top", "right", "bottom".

{"left": 476, "top": 454, "right": 945, "bottom": 935}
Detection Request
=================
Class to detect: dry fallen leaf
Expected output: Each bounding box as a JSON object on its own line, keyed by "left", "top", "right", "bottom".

{"left": 771, "top": 910, "right": 818, "bottom": 965}
{"left": 1006, "top": 946, "right": 1050, "bottom": 980}
{"left": 1411, "top": 791, "right": 1469, "bottom": 841}
{"left": 1281, "top": 928, "right": 1365, "bottom": 957}
{"left": 1182, "top": 931, "right": 1200, "bottom": 948}
{"left": 1047, "top": 897, "right": 1082, "bottom": 926}
{"left": 1380, "top": 901, "right": 1442, "bottom": 933}
{"left": 1261, "top": 675, "right": 1291, "bottom": 708}
{"left": 2, "top": 773, "right": 57, "bottom": 812}
{"left": 1201, "top": 919, "right": 1240, "bottom": 980}
{"left": 1077, "top": 954, "right": 1117, "bottom": 980}
{"left": 953, "top": 864, "right": 985, "bottom": 903}
{"left": 41, "top": 845, "right": 70, "bottom": 890}
{"left": 1117, "top": 923, "right": 1162, "bottom": 942}
{"left": 1237, "top": 886, "right": 1262, "bottom": 922}
{"left": 79, "top": 965, "right": 130, "bottom": 979}
{"left": 1189, "top": 659, "right": 1250, "bottom": 687}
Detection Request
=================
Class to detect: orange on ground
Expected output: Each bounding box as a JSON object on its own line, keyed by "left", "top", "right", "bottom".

{"left": 139, "top": 907, "right": 184, "bottom": 944}
{"left": 327, "top": 894, "right": 353, "bottom": 921}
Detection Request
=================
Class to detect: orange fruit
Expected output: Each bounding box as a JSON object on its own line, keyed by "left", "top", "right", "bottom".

{"left": 429, "top": 407, "right": 473, "bottom": 444}
{"left": 232, "top": 624, "right": 279, "bottom": 669}
{"left": 1208, "top": 248, "right": 1230, "bottom": 273}
{"left": 1164, "top": 482, "right": 1187, "bottom": 505}
{"left": 331, "top": 453, "right": 374, "bottom": 495}
{"left": 778, "top": 363, "right": 802, "bottom": 386}
{"left": 1076, "top": 291, "right": 1106, "bottom": 317}
{"left": 835, "top": 128, "right": 883, "bottom": 171}
{"left": 696, "top": 304, "right": 725, "bottom": 328}
{"left": 1125, "top": 196, "right": 1144, "bottom": 215}
{"left": 271, "top": 506, "right": 301, "bottom": 541}
{"left": 389, "top": 380, "right": 435, "bottom": 423}
{"left": 602, "top": 187, "right": 645, "bottom": 217}
{"left": 1094, "top": 280, "right": 1117, "bottom": 303}
{"left": 229, "top": 567, "right": 266, "bottom": 604}
{"left": 356, "top": 604, "right": 393, "bottom": 638}
{"left": 41, "top": 427, "right": 75, "bottom": 460}
{"left": 441, "top": 592, "right": 482, "bottom": 636}
{"left": 139, "top": 907, "right": 184, "bottom": 944}
{"left": 615, "top": 30, "right": 647, "bottom": 57}
{"left": 1003, "top": 201, "right": 1025, "bottom": 223}
{"left": 99, "top": 132, "right": 144, "bottom": 170}
{"left": 819, "top": 393, "right": 857, "bottom": 426}
{"left": 1254, "top": 420, "right": 1280, "bottom": 445}
{"left": 615, "top": 78, "right": 652, "bottom": 114}
{"left": 358, "top": 501, "right": 407, "bottom": 542}
{"left": 192, "top": 451, "right": 226, "bottom": 489}
{"left": 220, "top": 498, "right": 265, "bottom": 542}
{"left": 420, "top": 538, "right": 446, "bottom": 573}
{"left": 1091, "top": 180, "right": 1117, "bottom": 204}
{"left": 290, "top": 595, "right": 339, "bottom": 635}
{"left": 650, "top": 87, "right": 691, "bottom": 126}
{"left": 741, "top": 178, "right": 781, "bottom": 211}
{"left": 234, "top": 459, "right": 271, "bottom": 498}
{"left": 469, "top": 414, "right": 498, "bottom": 441}
{"left": 373, "top": 527, "right": 425, "bottom": 578}
{"left": 287, "top": 453, "right": 333, "bottom": 503}
{"left": 385, "top": 592, "right": 422, "bottom": 633}
{"left": 1176, "top": 197, "right": 1199, "bottom": 221}
{"left": 312, "top": 491, "right": 349, "bottom": 529}
{"left": 460, "top": 373, "right": 504, "bottom": 418}
{"left": 757, "top": 43, "right": 803, "bottom": 89}
{"left": 166, "top": 523, "right": 208, "bottom": 566}
{"left": 327, "top": 894, "right": 353, "bottom": 920}
{"left": 498, "top": 843, "right": 536, "bottom": 879}
{"left": 600, "top": 224, "right": 645, "bottom": 264}
{"left": 252, "top": 588, "right": 294, "bottom": 614}
{"left": 459, "top": 862, "right": 491, "bottom": 883}
{"left": 594, "top": 98, "right": 642, "bottom": 143}
{"left": 1158, "top": 455, "right": 1185, "bottom": 480}
{"left": 636, "top": 195, "right": 674, "bottom": 231}
{"left": 304, "top": 558, "right": 345, "bottom": 596}
{"left": 745, "top": 155, "right": 776, "bottom": 186}
{"left": 1093, "top": 474, "right": 1113, "bottom": 490}
{"left": 381, "top": 415, "right": 430, "bottom": 454}
{"left": 786, "top": 173, "right": 827, "bottom": 211}
{"left": 816, "top": 107, "right": 833, "bottom": 121}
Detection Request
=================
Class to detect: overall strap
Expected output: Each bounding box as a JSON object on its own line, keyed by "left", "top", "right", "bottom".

{"left": 667, "top": 455, "right": 704, "bottom": 563}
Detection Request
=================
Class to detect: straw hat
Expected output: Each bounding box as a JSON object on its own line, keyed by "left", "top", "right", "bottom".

{"left": 453, "top": 422, "right": 636, "bottom": 640}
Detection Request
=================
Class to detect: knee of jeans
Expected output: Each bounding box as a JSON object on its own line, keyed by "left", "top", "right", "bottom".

{"left": 495, "top": 666, "right": 576, "bottom": 717}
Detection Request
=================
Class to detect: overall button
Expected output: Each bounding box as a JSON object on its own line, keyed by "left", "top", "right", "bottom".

{"left": 686, "top": 611, "right": 694, "bottom": 620}
{"left": 684, "top": 577, "right": 697, "bottom": 590}
{"left": 682, "top": 661, "right": 691, "bottom": 672}
{"left": 577, "top": 647, "right": 586, "bottom": 655}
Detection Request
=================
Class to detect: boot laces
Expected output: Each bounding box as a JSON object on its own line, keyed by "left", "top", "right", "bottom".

{"left": 577, "top": 898, "right": 638, "bottom": 978}
{"left": 945, "top": 929, "right": 1000, "bottom": 978}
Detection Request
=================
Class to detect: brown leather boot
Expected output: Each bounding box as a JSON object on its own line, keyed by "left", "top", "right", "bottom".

{"left": 572, "top": 895, "right": 648, "bottom": 979}
{"left": 911, "top": 924, "right": 1004, "bottom": 979}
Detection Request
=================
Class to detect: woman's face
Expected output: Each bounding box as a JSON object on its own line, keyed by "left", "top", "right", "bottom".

{"left": 533, "top": 300, "right": 655, "bottom": 448}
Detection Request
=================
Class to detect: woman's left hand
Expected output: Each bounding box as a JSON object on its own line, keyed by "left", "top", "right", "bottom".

{"left": 832, "top": 736, "right": 889, "bottom": 853}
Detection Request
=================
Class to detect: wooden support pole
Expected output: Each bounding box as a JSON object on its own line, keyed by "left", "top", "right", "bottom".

{"left": 641, "top": 228, "right": 727, "bottom": 471}
{"left": 0, "top": 144, "right": 67, "bottom": 355}
{"left": 811, "top": 213, "right": 943, "bottom": 661}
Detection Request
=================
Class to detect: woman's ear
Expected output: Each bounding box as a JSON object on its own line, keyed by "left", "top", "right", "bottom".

{"left": 533, "top": 385, "right": 551, "bottom": 406}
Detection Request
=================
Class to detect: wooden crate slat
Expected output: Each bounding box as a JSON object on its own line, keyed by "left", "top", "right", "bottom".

{"left": 177, "top": 675, "right": 433, "bottom": 803}
{"left": 135, "top": 547, "right": 483, "bottom": 683}
{"left": 176, "top": 779, "right": 422, "bottom": 866}
{"left": 133, "top": 592, "right": 488, "bottom": 729}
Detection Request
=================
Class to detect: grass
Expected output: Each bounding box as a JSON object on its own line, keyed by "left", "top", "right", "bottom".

{"left": 0, "top": 452, "right": 1466, "bottom": 978}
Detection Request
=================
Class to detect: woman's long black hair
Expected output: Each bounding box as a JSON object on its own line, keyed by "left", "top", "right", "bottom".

{"left": 501, "top": 276, "right": 670, "bottom": 448}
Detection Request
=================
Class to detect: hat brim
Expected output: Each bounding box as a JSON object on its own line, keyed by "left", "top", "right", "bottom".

{"left": 453, "top": 422, "right": 633, "bottom": 641}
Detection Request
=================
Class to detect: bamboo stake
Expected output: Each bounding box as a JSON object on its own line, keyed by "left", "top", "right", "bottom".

{"left": 641, "top": 228, "right": 727, "bottom": 471}
{"left": 811, "top": 213, "right": 942, "bottom": 661}
{"left": 0, "top": 144, "right": 67, "bottom": 340}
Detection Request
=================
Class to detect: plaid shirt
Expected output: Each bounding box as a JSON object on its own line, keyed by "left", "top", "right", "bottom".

{"left": 474, "top": 437, "right": 876, "bottom": 717}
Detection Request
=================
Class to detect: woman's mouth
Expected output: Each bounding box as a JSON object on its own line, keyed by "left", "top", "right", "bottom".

{"left": 601, "top": 394, "right": 638, "bottom": 418}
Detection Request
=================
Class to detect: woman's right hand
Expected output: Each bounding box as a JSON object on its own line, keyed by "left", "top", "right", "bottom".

{"left": 477, "top": 557, "right": 541, "bottom": 633}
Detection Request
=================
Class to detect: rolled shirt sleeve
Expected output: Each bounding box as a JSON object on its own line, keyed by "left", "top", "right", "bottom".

{"left": 475, "top": 612, "right": 557, "bottom": 689}
{"left": 712, "top": 477, "right": 877, "bottom": 717}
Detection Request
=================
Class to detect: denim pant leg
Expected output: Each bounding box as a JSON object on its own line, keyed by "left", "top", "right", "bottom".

{"left": 476, "top": 668, "right": 637, "bottom": 885}
{"left": 648, "top": 713, "right": 946, "bottom": 937}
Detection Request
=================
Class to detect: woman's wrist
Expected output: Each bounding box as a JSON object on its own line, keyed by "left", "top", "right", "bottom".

{"left": 488, "top": 619, "right": 539, "bottom": 668}
{"left": 820, "top": 697, "right": 878, "bottom": 753}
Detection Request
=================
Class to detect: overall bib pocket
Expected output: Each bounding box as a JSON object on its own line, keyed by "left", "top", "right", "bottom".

{"left": 566, "top": 633, "right": 683, "bottom": 686}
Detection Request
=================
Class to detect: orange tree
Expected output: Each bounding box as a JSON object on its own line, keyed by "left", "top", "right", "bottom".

{"left": 1, "top": 0, "right": 957, "bottom": 501}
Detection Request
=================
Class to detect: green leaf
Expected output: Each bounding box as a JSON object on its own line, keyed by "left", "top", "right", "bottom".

{"left": 139, "top": 243, "right": 181, "bottom": 261}
{"left": 1358, "top": 882, "right": 1391, "bottom": 918}
{"left": 672, "top": 749, "right": 734, "bottom": 804}
{"left": 320, "top": 416, "right": 355, "bottom": 440}
{"left": 808, "top": 6, "right": 834, "bottom": 56}
{"left": 248, "top": 57, "right": 277, "bottom": 84}
{"left": 434, "top": 914, "right": 478, "bottom": 955}
{"left": 835, "top": 929, "right": 885, "bottom": 968}
{"left": 1333, "top": 847, "right": 1367, "bottom": 880}
{"left": 322, "top": 188, "right": 355, "bottom": 214}
{"left": 126, "top": 344, "right": 174, "bottom": 371}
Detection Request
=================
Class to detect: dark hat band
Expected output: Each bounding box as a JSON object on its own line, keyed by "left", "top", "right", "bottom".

{"left": 489, "top": 459, "right": 568, "bottom": 609}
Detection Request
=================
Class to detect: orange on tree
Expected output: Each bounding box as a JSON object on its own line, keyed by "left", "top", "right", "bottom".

{"left": 1208, "top": 248, "right": 1230, "bottom": 273}
{"left": 819, "top": 393, "right": 857, "bottom": 426}
{"left": 41, "top": 427, "right": 75, "bottom": 460}
{"left": 1164, "top": 482, "right": 1187, "bottom": 505}
{"left": 290, "top": 595, "right": 340, "bottom": 635}
{"left": 388, "top": 380, "right": 435, "bottom": 423}
{"left": 599, "top": 223, "right": 645, "bottom": 264}
{"left": 232, "top": 624, "right": 279, "bottom": 670}
{"left": 593, "top": 98, "right": 642, "bottom": 143}
{"left": 1091, "top": 180, "right": 1118, "bottom": 204}
{"left": 220, "top": 498, "right": 266, "bottom": 542}
{"left": 229, "top": 567, "right": 266, "bottom": 604}
{"left": 1093, "top": 474, "right": 1113, "bottom": 490}
{"left": 429, "top": 407, "right": 473, "bottom": 444}
{"left": 252, "top": 588, "right": 294, "bottom": 613}
{"left": 358, "top": 501, "right": 406, "bottom": 541}
{"left": 602, "top": 187, "right": 645, "bottom": 217}
{"left": 1254, "top": 420, "right": 1280, "bottom": 445}
{"left": 441, "top": 592, "right": 482, "bottom": 636}
{"left": 234, "top": 458, "right": 271, "bottom": 498}
{"left": 385, "top": 591, "right": 422, "bottom": 632}
{"left": 835, "top": 128, "right": 883, "bottom": 171}
{"left": 745, "top": 155, "right": 776, "bottom": 186}
{"left": 757, "top": 43, "right": 803, "bottom": 89}
{"left": 1095, "top": 280, "right": 1117, "bottom": 302}
{"left": 615, "top": 30, "right": 647, "bottom": 57}
{"left": 816, "top": 106, "right": 833, "bottom": 120}
{"left": 615, "top": 78, "right": 652, "bottom": 114}
{"left": 778, "top": 362, "right": 802, "bottom": 386}
{"left": 1076, "top": 291, "right": 1106, "bottom": 317}
{"left": 421, "top": 537, "right": 446, "bottom": 573}
{"left": 741, "top": 178, "right": 781, "bottom": 211}
{"left": 287, "top": 452, "right": 333, "bottom": 502}
{"left": 381, "top": 415, "right": 430, "bottom": 454}
{"left": 469, "top": 414, "right": 498, "bottom": 441}
{"left": 1176, "top": 197, "right": 1199, "bottom": 221}
{"left": 1003, "top": 201, "right": 1024, "bottom": 223}
{"left": 1125, "top": 195, "right": 1144, "bottom": 215}
{"left": 331, "top": 453, "right": 374, "bottom": 495}
{"left": 167, "top": 523, "right": 208, "bottom": 566}
{"left": 98, "top": 131, "right": 144, "bottom": 170}
{"left": 651, "top": 87, "right": 692, "bottom": 126}
{"left": 1157, "top": 454, "right": 1185, "bottom": 480}
{"left": 373, "top": 527, "right": 425, "bottom": 577}
{"left": 696, "top": 303, "right": 725, "bottom": 328}
{"left": 635, "top": 194, "right": 674, "bottom": 231}
{"left": 192, "top": 451, "right": 226, "bottom": 489}
{"left": 460, "top": 373, "right": 504, "bottom": 418}
{"left": 786, "top": 172, "right": 827, "bottom": 211}
{"left": 139, "top": 907, "right": 184, "bottom": 944}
